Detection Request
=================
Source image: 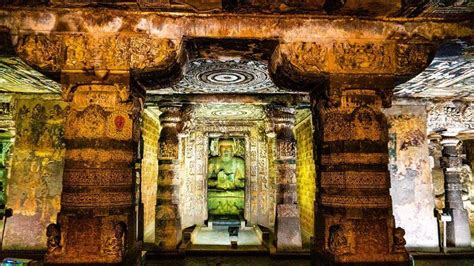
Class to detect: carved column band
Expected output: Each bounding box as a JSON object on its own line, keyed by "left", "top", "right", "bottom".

{"left": 46, "top": 73, "right": 140, "bottom": 264}
{"left": 268, "top": 105, "right": 302, "bottom": 251}
{"left": 312, "top": 88, "right": 408, "bottom": 264}
{"left": 155, "top": 105, "right": 182, "bottom": 248}
{"left": 440, "top": 133, "right": 471, "bottom": 248}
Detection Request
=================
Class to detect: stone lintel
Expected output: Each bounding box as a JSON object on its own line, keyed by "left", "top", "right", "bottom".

{"left": 0, "top": 8, "right": 471, "bottom": 76}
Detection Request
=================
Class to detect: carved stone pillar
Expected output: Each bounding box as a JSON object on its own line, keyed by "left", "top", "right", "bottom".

{"left": 268, "top": 105, "right": 303, "bottom": 251}
{"left": 155, "top": 104, "right": 182, "bottom": 249}
{"left": 311, "top": 86, "right": 408, "bottom": 264}
{"left": 269, "top": 38, "right": 438, "bottom": 264}
{"left": 440, "top": 132, "right": 471, "bottom": 248}
{"left": 45, "top": 73, "right": 141, "bottom": 264}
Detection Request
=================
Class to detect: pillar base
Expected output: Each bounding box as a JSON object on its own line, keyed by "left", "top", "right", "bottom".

{"left": 313, "top": 252, "right": 410, "bottom": 266}
{"left": 45, "top": 213, "right": 132, "bottom": 264}
{"left": 276, "top": 204, "right": 303, "bottom": 251}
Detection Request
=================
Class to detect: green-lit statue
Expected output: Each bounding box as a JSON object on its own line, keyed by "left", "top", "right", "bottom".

{"left": 207, "top": 139, "right": 245, "bottom": 215}
{"left": 208, "top": 140, "right": 245, "bottom": 190}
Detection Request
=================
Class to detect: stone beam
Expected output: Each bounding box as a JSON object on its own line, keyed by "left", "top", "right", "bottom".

{"left": 0, "top": 8, "right": 471, "bottom": 75}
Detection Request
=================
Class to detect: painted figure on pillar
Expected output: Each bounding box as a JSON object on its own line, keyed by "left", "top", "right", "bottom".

{"left": 207, "top": 139, "right": 245, "bottom": 215}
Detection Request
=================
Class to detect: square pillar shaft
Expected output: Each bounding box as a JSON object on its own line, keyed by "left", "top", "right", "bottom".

{"left": 311, "top": 88, "right": 409, "bottom": 264}
{"left": 45, "top": 72, "right": 140, "bottom": 264}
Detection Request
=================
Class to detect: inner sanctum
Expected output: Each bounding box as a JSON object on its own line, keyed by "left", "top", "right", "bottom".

{"left": 143, "top": 58, "right": 309, "bottom": 250}
{"left": 0, "top": 1, "right": 472, "bottom": 265}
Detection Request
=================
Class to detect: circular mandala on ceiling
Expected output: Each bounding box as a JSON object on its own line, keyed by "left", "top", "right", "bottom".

{"left": 171, "top": 59, "right": 286, "bottom": 94}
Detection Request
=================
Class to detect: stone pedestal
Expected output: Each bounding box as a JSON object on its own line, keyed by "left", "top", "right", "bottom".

{"left": 45, "top": 73, "right": 140, "bottom": 264}
{"left": 155, "top": 105, "right": 182, "bottom": 249}
{"left": 268, "top": 105, "right": 303, "bottom": 251}
{"left": 311, "top": 88, "right": 408, "bottom": 264}
{"left": 440, "top": 133, "right": 471, "bottom": 248}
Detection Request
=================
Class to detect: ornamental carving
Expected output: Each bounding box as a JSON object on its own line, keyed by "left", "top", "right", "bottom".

{"left": 130, "top": 37, "right": 181, "bottom": 70}
{"left": 65, "top": 106, "right": 107, "bottom": 139}
{"left": 61, "top": 192, "right": 132, "bottom": 207}
{"left": 279, "top": 42, "right": 328, "bottom": 73}
{"left": 396, "top": 43, "right": 435, "bottom": 75}
{"left": 63, "top": 169, "right": 132, "bottom": 186}
{"left": 277, "top": 140, "right": 296, "bottom": 159}
{"left": 70, "top": 85, "right": 130, "bottom": 111}
{"left": 46, "top": 223, "right": 62, "bottom": 255}
{"left": 104, "top": 222, "right": 126, "bottom": 261}
{"left": 321, "top": 194, "right": 391, "bottom": 208}
{"left": 159, "top": 141, "right": 179, "bottom": 159}
{"left": 321, "top": 172, "right": 389, "bottom": 189}
{"left": 328, "top": 224, "right": 351, "bottom": 255}
{"left": 64, "top": 35, "right": 130, "bottom": 70}
{"left": 15, "top": 34, "right": 63, "bottom": 72}
{"left": 427, "top": 101, "right": 473, "bottom": 133}
{"left": 106, "top": 111, "right": 133, "bottom": 141}
{"left": 321, "top": 153, "right": 388, "bottom": 165}
{"left": 333, "top": 42, "right": 387, "bottom": 73}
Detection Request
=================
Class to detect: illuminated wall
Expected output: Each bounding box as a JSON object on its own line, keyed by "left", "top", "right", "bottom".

{"left": 294, "top": 109, "right": 316, "bottom": 243}
{"left": 141, "top": 109, "right": 160, "bottom": 243}
{"left": 463, "top": 140, "right": 474, "bottom": 239}
{"left": 3, "top": 96, "right": 67, "bottom": 250}
{"left": 385, "top": 105, "right": 439, "bottom": 251}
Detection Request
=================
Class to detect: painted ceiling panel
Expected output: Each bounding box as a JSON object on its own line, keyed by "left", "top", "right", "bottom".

{"left": 394, "top": 41, "right": 473, "bottom": 101}
{"left": 0, "top": 57, "right": 61, "bottom": 94}
{"left": 148, "top": 59, "right": 299, "bottom": 95}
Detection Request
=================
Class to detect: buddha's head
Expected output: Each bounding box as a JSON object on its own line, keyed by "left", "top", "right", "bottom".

{"left": 218, "top": 140, "right": 234, "bottom": 162}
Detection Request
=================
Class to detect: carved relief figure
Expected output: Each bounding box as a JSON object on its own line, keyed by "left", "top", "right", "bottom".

{"left": 46, "top": 223, "right": 61, "bottom": 254}
{"left": 393, "top": 227, "right": 406, "bottom": 252}
{"left": 104, "top": 222, "right": 127, "bottom": 260}
{"left": 328, "top": 224, "right": 350, "bottom": 255}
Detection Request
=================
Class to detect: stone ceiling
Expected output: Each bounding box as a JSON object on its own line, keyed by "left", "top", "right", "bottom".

{"left": 0, "top": 56, "right": 61, "bottom": 94}
{"left": 3, "top": 0, "right": 472, "bottom": 19}
{"left": 394, "top": 41, "right": 473, "bottom": 101}
{"left": 193, "top": 103, "right": 266, "bottom": 120}
{"left": 147, "top": 59, "right": 299, "bottom": 95}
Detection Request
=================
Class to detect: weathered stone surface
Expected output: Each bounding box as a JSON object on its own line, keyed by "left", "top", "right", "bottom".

{"left": 384, "top": 104, "right": 439, "bottom": 251}
{"left": 268, "top": 105, "right": 302, "bottom": 251}
{"left": 440, "top": 133, "right": 471, "bottom": 248}
{"left": 155, "top": 104, "right": 183, "bottom": 249}
{"left": 141, "top": 109, "right": 160, "bottom": 244}
{"left": 3, "top": 97, "right": 66, "bottom": 250}
{"left": 276, "top": 204, "right": 303, "bottom": 251}
{"left": 45, "top": 73, "right": 140, "bottom": 264}
{"left": 0, "top": 8, "right": 471, "bottom": 78}
{"left": 294, "top": 110, "right": 316, "bottom": 244}
{"left": 312, "top": 89, "right": 408, "bottom": 264}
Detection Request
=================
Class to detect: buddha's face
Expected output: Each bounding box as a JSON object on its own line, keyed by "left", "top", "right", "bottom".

{"left": 219, "top": 145, "right": 233, "bottom": 161}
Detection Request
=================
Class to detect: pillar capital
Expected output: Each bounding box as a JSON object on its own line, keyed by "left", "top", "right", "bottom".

{"left": 270, "top": 39, "right": 436, "bottom": 98}
{"left": 13, "top": 33, "right": 185, "bottom": 86}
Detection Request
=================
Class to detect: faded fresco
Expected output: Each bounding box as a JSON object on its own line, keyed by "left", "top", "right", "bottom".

{"left": 385, "top": 106, "right": 439, "bottom": 251}
{"left": 3, "top": 98, "right": 67, "bottom": 250}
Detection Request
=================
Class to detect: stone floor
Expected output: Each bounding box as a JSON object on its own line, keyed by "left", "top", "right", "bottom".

{"left": 145, "top": 255, "right": 474, "bottom": 266}
{"left": 192, "top": 226, "right": 261, "bottom": 246}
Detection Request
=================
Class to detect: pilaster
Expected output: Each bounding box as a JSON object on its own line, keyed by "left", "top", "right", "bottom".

{"left": 155, "top": 104, "right": 183, "bottom": 249}
{"left": 440, "top": 132, "right": 471, "bottom": 248}
{"left": 268, "top": 105, "right": 303, "bottom": 251}
{"left": 45, "top": 72, "right": 141, "bottom": 264}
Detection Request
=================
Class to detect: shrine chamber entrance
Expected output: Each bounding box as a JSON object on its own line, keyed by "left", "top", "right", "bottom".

{"left": 140, "top": 58, "right": 310, "bottom": 252}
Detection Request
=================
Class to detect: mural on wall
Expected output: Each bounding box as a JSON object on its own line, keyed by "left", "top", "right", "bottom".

{"left": 386, "top": 109, "right": 439, "bottom": 250}
{"left": 3, "top": 98, "right": 67, "bottom": 249}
